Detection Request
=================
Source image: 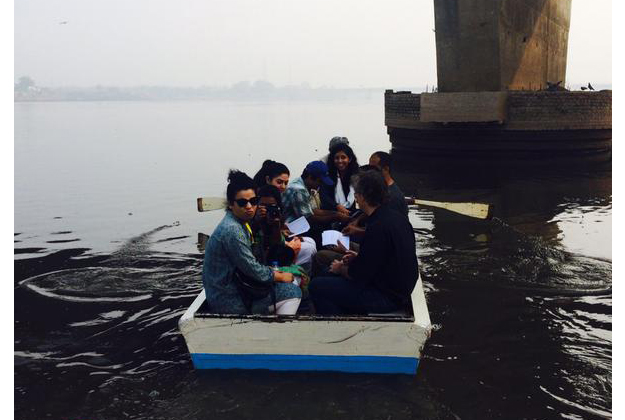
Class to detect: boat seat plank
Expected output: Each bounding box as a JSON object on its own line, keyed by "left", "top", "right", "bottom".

{"left": 196, "top": 301, "right": 414, "bottom": 322}
{"left": 367, "top": 310, "right": 411, "bottom": 318}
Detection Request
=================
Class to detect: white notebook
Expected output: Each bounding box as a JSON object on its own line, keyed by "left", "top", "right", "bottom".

{"left": 322, "top": 230, "right": 350, "bottom": 249}
{"left": 285, "top": 216, "right": 310, "bottom": 237}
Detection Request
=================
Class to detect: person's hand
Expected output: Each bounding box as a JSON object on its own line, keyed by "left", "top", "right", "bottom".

{"left": 341, "top": 223, "right": 362, "bottom": 237}
{"left": 329, "top": 259, "right": 343, "bottom": 274}
{"left": 286, "top": 236, "right": 301, "bottom": 246}
{"left": 327, "top": 239, "right": 347, "bottom": 254}
{"left": 273, "top": 271, "right": 294, "bottom": 283}
{"left": 335, "top": 239, "right": 348, "bottom": 254}
{"left": 341, "top": 250, "right": 358, "bottom": 265}
{"left": 337, "top": 212, "right": 351, "bottom": 223}
{"left": 285, "top": 236, "right": 302, "bottom": 255}
{"left": 337, "top": 205, "right": 350, "bottom": 216}
{"left": 257, "top": 205, "right": 268, "bottom": 218}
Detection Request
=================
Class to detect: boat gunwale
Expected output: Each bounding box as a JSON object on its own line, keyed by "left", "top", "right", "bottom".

{"left": 181, "top": 277, "right": 430, "bottom": 328}
{"left": 193, "top": 312, "right": 415, "bottom": 323}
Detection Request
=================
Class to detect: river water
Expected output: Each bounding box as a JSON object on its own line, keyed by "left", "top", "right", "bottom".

{"left": 14, "top": 99, "right": 612, "bottom": 420}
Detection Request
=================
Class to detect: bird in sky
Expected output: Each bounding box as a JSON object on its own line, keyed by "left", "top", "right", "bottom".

{"left": 581, "top": 86, "right": 588, "bottom": 91}
{"left": 588, "top": 83, "right": 595, "bottom": 91}
{"left": 59, "top": 21, "right": 68, "bottom": 25}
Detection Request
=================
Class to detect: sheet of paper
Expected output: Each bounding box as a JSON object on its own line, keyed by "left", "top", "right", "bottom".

{"left": 285, "top": 216, "right": 310, "bottom": 237}
{"left": 322, "top": 230, "right": 350, "bottom": 249}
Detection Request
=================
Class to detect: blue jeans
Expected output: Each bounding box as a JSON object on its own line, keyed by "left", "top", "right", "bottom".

{"left": 309, "top": 275, "right": 400, "bottom": 315}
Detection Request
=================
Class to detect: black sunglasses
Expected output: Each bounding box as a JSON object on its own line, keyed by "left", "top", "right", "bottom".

{"left": 234, "top": 197, "right": 259, "bottom": 207}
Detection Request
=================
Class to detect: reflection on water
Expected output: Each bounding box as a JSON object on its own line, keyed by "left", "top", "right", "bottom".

{"left": 15, "top": 101, "right": 611, "bottom": 420}
{"left": 394, "top": 154, "right": 611, "bottom": 420}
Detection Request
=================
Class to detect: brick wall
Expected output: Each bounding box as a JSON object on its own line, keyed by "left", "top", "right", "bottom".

{"left": 384, "top": 92, "right": 422, "bottom": 129}
{"left": 385, "top": 90, "right": 611, "bottom": 131}
{"left": 506, "top": 91, "right": 612, "bottom": 130}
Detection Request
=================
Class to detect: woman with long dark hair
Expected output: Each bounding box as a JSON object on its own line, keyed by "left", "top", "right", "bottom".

{"left": 252, "top": 160, "right": 290, "bottom": 194}
{"left": 323, "top": 143, "right": 360, "bottom": 214}
{"left": 202, "top": 170, "right": 301, "bottom": 315}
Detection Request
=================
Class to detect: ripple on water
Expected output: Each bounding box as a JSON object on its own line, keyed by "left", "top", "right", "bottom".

{"left": 15, "top": 255, "right": 202, "bottom": 415}
{"left": 19, "top": 267, "right": 155, "bottom": 302}
{"left": 533, "top": 293, "right": 612, "bottom": 417}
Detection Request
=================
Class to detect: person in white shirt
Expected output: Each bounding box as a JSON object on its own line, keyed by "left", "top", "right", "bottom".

{"left": 321, "top": 142, "right": 360, "bottom": 216}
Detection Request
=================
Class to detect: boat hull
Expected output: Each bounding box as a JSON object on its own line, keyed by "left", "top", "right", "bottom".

{"left": 190, "top": 353, "right": 419, "bottom": 374}
{"left": 179, "top": 278, "right": 431, "bottom": 375}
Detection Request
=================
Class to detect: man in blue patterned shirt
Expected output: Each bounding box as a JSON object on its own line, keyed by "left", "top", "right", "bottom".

{"left": 282, "top": 161, "right": 352, "bottom": 226}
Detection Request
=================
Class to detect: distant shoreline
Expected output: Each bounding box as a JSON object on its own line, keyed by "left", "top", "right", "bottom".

{"left": 14, "top": 83, "right": 612, "bottom": 103}
{"left": 13, "top": 85, "right": 402, "bottom": 103}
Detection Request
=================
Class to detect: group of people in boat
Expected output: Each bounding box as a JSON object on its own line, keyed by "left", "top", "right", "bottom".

{"left": 202, "top": 137, "right": 418, "bottom": 316}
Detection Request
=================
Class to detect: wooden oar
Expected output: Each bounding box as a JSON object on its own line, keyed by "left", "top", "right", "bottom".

{"left": 405, "top": 198, "right": 491, "bottom": 220}
{"left": 197, "top": 197, "right": 227, "bottom": 212}
{"left": 198, "top": 196, "right": 491, "bottom": 220}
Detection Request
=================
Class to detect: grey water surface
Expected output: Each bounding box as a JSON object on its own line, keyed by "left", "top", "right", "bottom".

{"left": 15, "top": 99, "right": 611, "bottom": 420}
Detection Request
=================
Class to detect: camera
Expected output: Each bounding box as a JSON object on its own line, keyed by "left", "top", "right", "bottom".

{"left": 266, "top": 204, "right": 281, "bottom": 219}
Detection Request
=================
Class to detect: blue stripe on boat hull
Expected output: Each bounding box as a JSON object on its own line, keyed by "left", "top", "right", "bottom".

{"left": 190, "top": 353, "right": 419, "bottom": 374}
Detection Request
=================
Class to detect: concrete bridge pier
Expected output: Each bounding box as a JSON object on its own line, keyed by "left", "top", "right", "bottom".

{"left": 434, "top": 0, "right": 572, "bottom": 93}
{"left": 384, "top": 0, "right": 611, "bottom": 157}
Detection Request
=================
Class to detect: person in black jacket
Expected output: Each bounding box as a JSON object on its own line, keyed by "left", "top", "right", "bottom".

{"left": 308, "top": 170, "right": 418, "bottom": 315}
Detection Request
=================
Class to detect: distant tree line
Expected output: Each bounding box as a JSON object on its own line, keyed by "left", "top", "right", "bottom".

{"left": 14, "top": 77, "right": 404, "bottom": 102}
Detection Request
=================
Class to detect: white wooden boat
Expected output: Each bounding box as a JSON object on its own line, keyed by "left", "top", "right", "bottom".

{"left": 179, "top": 276, "right": 431, "bottom": 374}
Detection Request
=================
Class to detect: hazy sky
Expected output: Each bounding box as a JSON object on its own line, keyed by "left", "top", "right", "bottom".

{"left": 14, "top": 0, "right": 612, "bottom": 88}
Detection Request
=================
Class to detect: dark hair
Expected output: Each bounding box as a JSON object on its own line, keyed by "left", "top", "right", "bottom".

{"left": 266, "top": 244, "right": 295, "bottom": 267}
{"left": 253, "top": 160, "right": 290, "bottom": 188}
{"left": 371, "top": 151, "right": 392, "bottom": 172}
{"left": 352, "top": 164, "right": 380, "bottom": 186}
{"left": 358, "top": 164, "right": 381, "bottom": 173}
{"left": 354, "top": 170, "right": 388, "bottom": 207}
{"left": 327, "top": 143, "right": 359, "bottom": 192}
{"left": 257, "top": 184, "right": 283, "bottom": 210}
{"left": 226, "top": 170, "right": 256, "bottom": 203}
{"left": 301, "top": 168, "right": 319, "bottom": 180}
